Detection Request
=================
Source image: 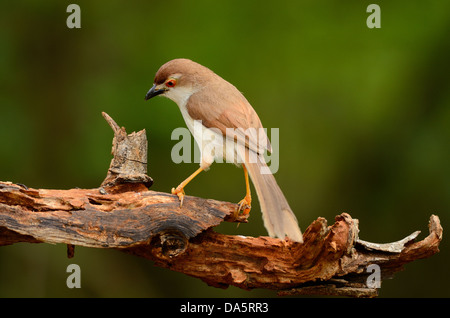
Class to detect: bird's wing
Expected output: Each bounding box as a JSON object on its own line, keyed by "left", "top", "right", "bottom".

{"left": 186, "top": 83, "right": 272, "bottom": 155}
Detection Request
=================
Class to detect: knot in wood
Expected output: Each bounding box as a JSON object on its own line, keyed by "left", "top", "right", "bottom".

{"left": 155, "top": 230, "right": 189, "bottom": 258}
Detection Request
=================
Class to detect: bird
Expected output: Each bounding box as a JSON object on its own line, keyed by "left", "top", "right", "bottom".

{"left": 144, "top": 58, "right": 303, "bottom": 243}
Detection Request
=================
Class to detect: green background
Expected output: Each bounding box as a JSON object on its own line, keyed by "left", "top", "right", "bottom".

{"left": 0, "top": 0, "right": 448, "bottom": 297}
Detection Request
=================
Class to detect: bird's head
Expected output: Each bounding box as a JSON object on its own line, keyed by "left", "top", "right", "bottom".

{"left": 145, "top": 58, "right": 214, "bottom": 106}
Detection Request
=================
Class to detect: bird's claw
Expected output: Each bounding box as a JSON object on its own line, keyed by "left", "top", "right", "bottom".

{"left": 237, "top": 196, "right": 251, "bottom": 216}
{"left": 171, "top": 187, "right": 185, "bottom": 207}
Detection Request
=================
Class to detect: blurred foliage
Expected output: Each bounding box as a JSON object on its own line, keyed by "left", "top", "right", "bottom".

{"left": 0, "top": 0, "right": 449, "bottom": 297}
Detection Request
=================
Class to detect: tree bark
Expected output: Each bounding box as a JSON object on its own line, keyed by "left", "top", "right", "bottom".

{"left": 0, "top": 113, "right": 443, "bottom": 297}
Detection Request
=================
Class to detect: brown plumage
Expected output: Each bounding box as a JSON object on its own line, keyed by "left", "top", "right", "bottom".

{"left": 145, "top": 58, "right": 303, "bottom": 242}
{"left": 186, "top": 82, "right": 271, "bottom": 154}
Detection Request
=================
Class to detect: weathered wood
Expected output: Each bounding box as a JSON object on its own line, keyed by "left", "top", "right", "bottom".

{"left": 0, "top": 113, "right": 443, "bottom": 297}
{"left": 0, "top": 182, "right": 442, "bottom": 297}
{"left": 0, "top": 182, "right": 247, "bottom": 250}
{"left": 100, "top": 112, "right": 153, "bottom": 193}
{"left": 280, "top": 214, "right": 442, "bottom": 297}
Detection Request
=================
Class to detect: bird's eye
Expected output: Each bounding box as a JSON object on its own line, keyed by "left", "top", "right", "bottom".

{"left": 165, "top": 79, "right": 177, "bottom": 88}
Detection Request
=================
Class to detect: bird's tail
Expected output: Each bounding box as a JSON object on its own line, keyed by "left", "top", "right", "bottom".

{"left": 244, "top": 155, "right": 303, "bottom": 243}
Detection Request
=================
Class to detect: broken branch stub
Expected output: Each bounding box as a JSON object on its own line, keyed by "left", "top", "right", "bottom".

{"left": 101, "top": 112, "right": 153, "bottom": 193}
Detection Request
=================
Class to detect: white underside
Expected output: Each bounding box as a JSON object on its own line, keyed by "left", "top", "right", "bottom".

{"left": 179, "top": 104, "right": 242, "bottom": 170}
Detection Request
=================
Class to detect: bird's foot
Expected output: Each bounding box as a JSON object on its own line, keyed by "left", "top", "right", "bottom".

{"left": 171, "top": 186, "right": 185, "bottom": 207}
{"left": 237, "top": 195, "right": 251, "bottom": 216}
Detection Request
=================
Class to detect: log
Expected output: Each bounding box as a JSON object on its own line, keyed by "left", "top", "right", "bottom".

{"left": 0, "top": 113, "right": 443, "bottom": 297}
{"left": 0, "top": 182, "right": 246, "bottom": 249}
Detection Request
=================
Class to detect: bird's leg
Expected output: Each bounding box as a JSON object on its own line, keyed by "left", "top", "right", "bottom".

{"left": 237, "top": 164, "right": 252, "bottom": 215}
{"left": 171, "top": 167, "right": 204, "bottom": 207}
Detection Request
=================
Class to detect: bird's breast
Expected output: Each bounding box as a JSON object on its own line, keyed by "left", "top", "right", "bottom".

{"left": 178, "top": 104, "right": 242, "bottom": 167}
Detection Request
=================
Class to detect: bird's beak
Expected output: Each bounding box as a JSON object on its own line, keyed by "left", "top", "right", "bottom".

{"left": 144, "top": 84, "right": 166, "bottom": 101}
